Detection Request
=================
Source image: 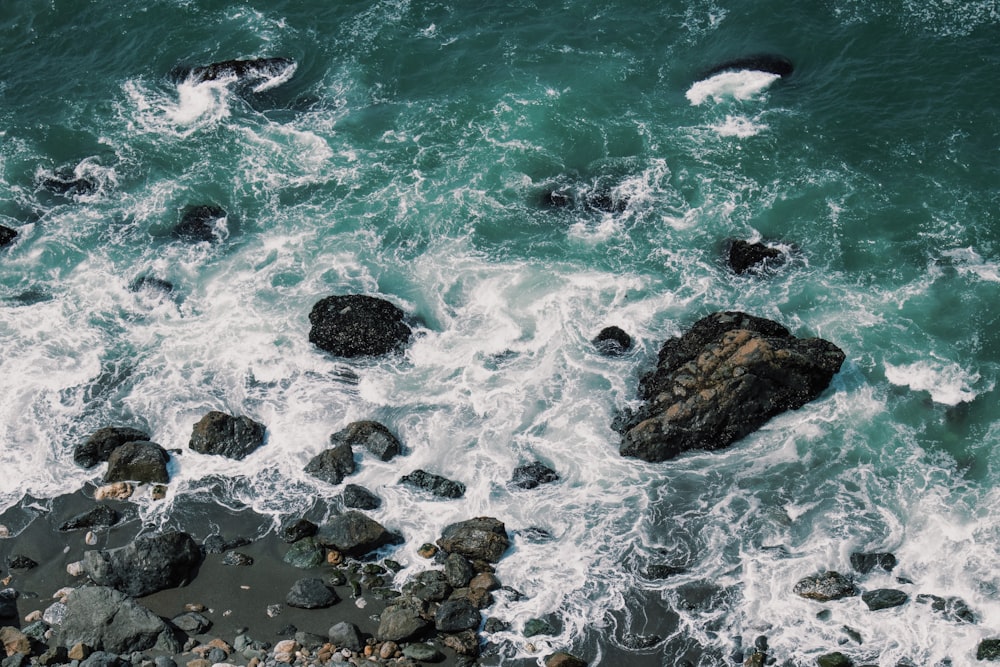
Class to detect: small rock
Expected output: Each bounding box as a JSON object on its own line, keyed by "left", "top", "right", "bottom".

{"left": 509, "top": 461, "right": 559, "bottom": 490}
{"left": 266, "top": 604, "right": 283, "bottom": 618}
{"left": 418, "top": 543, "right": 438, "bottom": 558}
{"left": 85, "top": 531, "right": 98, "bottom": 545}
{"left": 469, "top": 572, "right": 501, "bottom": 591}
{"left": 849, "top": 552, "right": 897, "bottom": 574}
{"left": 66, "top": 560, "right": 86, "bottom": 576}
{"left": 545, "top": 652, "right": 588, "bottom": 667}
{"left": 342, "top": 484, "right": 381, "bottom": 510}
{"left": 979, "top": 639, "right": 1000, "bottom": 661}
{"left": 286, "top": 578, "right": 338, "bottom": 609}
{"left": 171, "top": 611, "right": 212, "bottom": 634}
{"left": 0, "top": 626, "right": 31, "bottom": 656}
{"left": 59, "top": 505, "right": 121, "bottom": 532}
{"left": 283, "top": 537, "right": 325, "bottom": 569}
{"left": 42, "top": 601, "right": 66, "bottom": 625}
{"left": 440, "top": 630, "right": 479, "bottom": 656}
{"left": 0, "top": 525, "right": 9, "bottom": 538}
{"left": 792, "top": 571, "right": 857, "bottom": 602}
{"left": 726, "top": 239, "right": 783, "bottom": 275}
{"left": 815, "top": 652, "right": 853, "bottom": 667}
{"left": 483, "top": 617, "right": 510, "bottom": 633}
{"left": 399, "top": 469, "right": 466, "bottom": 499}
{"left": 272, "top": 639, "right": 299, "bottom": 663}
{"left": 592, "top": 326, "right": 632, "bottom": 356}
{"left": 6, "top": 555, "right": 36, "bottom": 570}
{"left": 222, "top": 551, "right": 254, "bottom": 566}
{"left": 93, "top": 482, "right": 133, "bottom": 501}
{"left": 67, "top": 643, "right": 92, "bottom": 661}
{"left": 378, "top": 641, "right": 398, "bottom": 659}
{"left": 402, "top": 643, "right": 444, "bottom": 662}
{"left": 444, "top": 553, "right": 475, "bottom": 588}
{"left": 23, "top": 610, "right": 42, "bottom": 623}
{"left": 329, "top": 421, "right": 403, "bottom": 462}
{"left": 279, "top": 519, "right": 317, "bottom": 543}
{"left": 861, "top": 589, "right": 908, "bottom": 611}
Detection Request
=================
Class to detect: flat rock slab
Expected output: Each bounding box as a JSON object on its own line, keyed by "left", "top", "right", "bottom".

{"left": 620, "top": 311, "right": 845, "bottom": 462}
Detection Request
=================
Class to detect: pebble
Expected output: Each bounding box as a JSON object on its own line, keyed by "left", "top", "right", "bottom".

{"left": 355, "top": 597, "right": 367, "bottom": 609}
{"left": 417, "top": 543, "right": 437, "bottom": 558}
{"left": 185, "top": 603, "right": 207, "bottom": 612}
{"left": 65, "top": 560, "right": 85, "bottom": 576}
{"left": 267, "top": 604, "right": 283, "bottom": 618}
{"left": 52, "top": 587, "right": 74, "bottom": 602}
{"left": 378, "top": 642, "right": 397, "bottom": 660}
{"left": 94, "top": 481, "right": 133, "bottom": 500}
{"left": 24, "top": 610, "right": 42, "bottom": 622}
{"left": 327, "top": 550, "right": 344, "bottom": 566}
{"left": 85, "top": 531, "right": 97, "bottom": 545}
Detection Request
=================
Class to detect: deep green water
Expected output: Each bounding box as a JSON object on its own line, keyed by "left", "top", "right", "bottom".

{"left": 1, "top": 1, "right": 999, "bottom": 664}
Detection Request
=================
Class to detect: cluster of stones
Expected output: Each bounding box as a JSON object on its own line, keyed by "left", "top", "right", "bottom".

{"left": 790, "top": 550, "right": 993, "bottom": 665}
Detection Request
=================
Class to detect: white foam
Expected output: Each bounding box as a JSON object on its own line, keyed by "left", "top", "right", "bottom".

{"left": 709, "top": 114, "right": 768, "bottom": 137}
{"left": 885, "top": 358, "right": 988, "bottom": 406}
{"left": 940, "top": 246, "right": 1000, "bottom": 283}
{"left": 686, "top": 70, "right": 781, "bottom": 106}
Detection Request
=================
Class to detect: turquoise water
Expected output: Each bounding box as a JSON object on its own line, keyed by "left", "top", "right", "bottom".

{"left": 2, "top": 1, "right": 999, "bottom": 664}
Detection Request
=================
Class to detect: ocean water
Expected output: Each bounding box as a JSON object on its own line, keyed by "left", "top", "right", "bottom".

{"left": 2, "top": 0, "right": 999, "bottom": 664}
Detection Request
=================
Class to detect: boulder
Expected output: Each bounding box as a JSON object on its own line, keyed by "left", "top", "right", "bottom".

{"left": 861, "top": 589, "right": 908, "bottom": 611}
{"left": 915, "top": 593, "right": 978, "bottom": 623}
{"left": 0, "top": 589, "right": 17, "bottom": 619}
{"left": 279, "top": 518, "right": 317, "bottom": 543}
{"left": 172, "top": 205, "right": 226, "bottom": 243}
{"left": 308, "top": 295, "right": 411, "bottom": 357}
{"left": 726, "top": 240, "right": 783, "bottom": 275}
{"left": 592, "top": 326, "right": 632, "bottom": 356}
{"left": 0, "top": 226, "right": 17, "bottom": 249}
{"left": 399, "top": 469, "right": 465, "bottom": 498}
{"left": 58, "top": 504, "right": 121, "bottom": 532}
{"left": 342, "top": 484, "right": 382, "bottom": 510}
{"left": 436, "top": 517, "right": 509, "bottom": 563}
{"left": 304, "top": 443, "right": 355, "bottom": 485}
{"left": 82, "top": 531, "right": 203, "bottom": 597}
{"left": 189, "top": 411, "right": 266, "bottom": 460}
{"left": 435, "top": 598, "right": 480, "bottom": 632}
{"left": 75, "top": 427, "right": 150, "bottom": 468}
{"left": 179, "top": 57, "right": 296, "bottom": 88}
{"left": 315, "top": 511, "right": 400, "bottom": 558}
{"left": 443, "top": 553, "right": 475, "bottom": 588}
{"left": 792, "top": 572, "right": 857, "bottom": 602}
{"left": 524, "top": 618, "right": 556, "bottom": 637}
{"left": 815, "top": 653, "right": 852, "bottom": 667}
{"left": 402, "top": 571, "right": 452, "bottom": 603}
{"left": 286, "top": 578, "right": 338, "bottom": 609}
{"left": 376, "top": 595, "right": 431, "bottom": 642}
{"left": 849, "top": 551, "right": 896, "bottom": 574}
{"left": 171, "top": 612, "right": 212, "bottom": 634}
{"left": 54, "top": 586, "right": 180, "bottom": 654}
{"left": 104, "top": 440, "right": 170, "bottom": 484}
{"left": 510, "top": 461, "right": 559, "bottom": 490}
{"left": 283, "top": 536, "right": 325, "bottom": 569}
{"left": 330, "top": 420, "right": 402, "bottom": 461}
{"left": 620, "top": 312, "right": 845, "bottom": 462}
{"left": 545, "top": 653, "right": 588, "bottom": 667}
{"left": 979, "top": 639, "right": 1000, "bottom": 661}
{"left": 327, "top": 621, "right": 363, "bottom": 652}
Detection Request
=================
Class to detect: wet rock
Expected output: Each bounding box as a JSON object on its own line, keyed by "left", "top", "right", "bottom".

{"left": 279, "top": 518, "right": 317, "bottom": 543}
{"left": 621, "top": 311, "right": 845, "bottom": 462}
{"left": 286, "top": 578, "right": 338, "bottom": 609}
{"left": 444, "top": 553, "right": 475, "bottom": 588}
{"left": 221, "top": 551, "right": 253, "bottom": 566}
{"left": 643, "top": 563, "right": 686, "bottom": 579}
{"left": 171, "top": 611, "right": 212, "bottom": 634}
{"left": 861, "top": 589, "right": 908, "bottom": 611}
{"left": 483, "top": 617, "right": 509, "bottom": 633}
{"left": 342, "top": 484, "right": 382, "bottom": 510}
{"left": 201, "top": 534, "right": 251, "bottom": 554}
{"left": 283, "top": 537, "right": 325, "bottom": 569}
{"left": 470, "top": 572, "right": 501, "bottom": 592}
{"left": 327, "top": 621, "right": 363, "bottom": 652}
{"left": 178, "top": 57, "right": 296, "bottom": 88}
{"left": 545, "top": 652, "right": 587, "bottom": 667}
{"left": 304, "top": 442, "right": 355, "bottom": 485}
{"left": 510, "top": 461, "right": 559, "bottom": 490}
{"left": 815, "top": 652, "right": 853, "bottom": 667}
{"left": 128, "top": 275, "right": 173, "bottom": 294}
{"left": 104, "top": 440, "right": 170, "bottom": 484}
{"left": 308, "top": 294, "right": 412, "bottom": 357}
{"left": 0, "top": 627, "right": 30, "bottom": 657}
{"left": 435, "top": 598, "right": 480, "bottom": 632}
{"left": 437, "top": 517, "right": 510, "bottom": 563}
{"left": 703, "top": 54, "right": 794, "bottom": 78}
{"left": 82, "top": 531, "right": 203, "bottom": 597}
{"left": 75, "top": 426, "right": 150, "bottom": 468}
{"left": 400, "top": 469, "right": 465, "bottom": 498}
{"left": 622, "top": 633, "right": 661, "bottom": 650}
{"left": 59, "top": 504, "right": 122, "bottom": 532}
{"left": 5, "top": 555, "right": 36, "bottom": 570}
{"left": 37, "top": 166, "right": 97, "bottom": 197}
{"left": 978, "top": 639, "right": 1000, "bottom": 661}
{"left": 793, "top": 571, "right": 858, "bottom": 602}
{"left": 172, "top": 205, "right": 226, "bottom": 243}
{"left": 330, "top": 421, "right": 403, "bottom": 462}
{"left": 402, "top": 643, "right": 444, "bottom": 662}
{"left": 726, "top": 239, "right": 783, "bottom": 275}
{"left": 54, "top": 586, "right": 180, "bottom": 654}
{"left": 376, "top": 595, "right": 431, "bottom": 642}
{"left": 93, "top": 482, "right": 133, "bottom": 501}
{"left": 402, "top": 570, "right": 452, "bottom": 602}
{"left": 592, "top": 326, "right": 632, "bottom": 356}
{"left": 849, "top": 552, "right": 897, "bottom": 574}
{"left": 524, "top": 618, "right": 555, "bottom": 637}
{"left": 915, "top": 593, "right": 978, "bottom": 623}
{"left": 189, "top": 411, "right": 266, "bottom": 460}
{"left": 315, "top": 511, "right": 401, "bottom": 558}
{"left": 0, "top": 226, "right": 17, "bottom": 249}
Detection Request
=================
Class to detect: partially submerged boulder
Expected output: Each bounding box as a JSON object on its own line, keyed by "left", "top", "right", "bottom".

{"left": 54, "top": 586, "right": 180, "bottom": 654}
{"left": 792, "top": 571, "right": 857, "bottom": 602}
{"left": 342, "top": 484, "right": 382, "bottom": 510}
{"left": 0, "top": 225, "right": 17, "bottom": 248}
{"left": 104, "top": 441, "right": 170, "bottom": 484}
{"left": 315, "top": 511, "right": 400, "bottom": 558}
{"left": 75, "top": 427, "right": 151, "bottom": 469}
{"left": 304, "top": 442, "right": 355, "bottom": 485}
{"left": 175, "top": 57, "right": 296, "bottom": 90}
{"left": 172, "top": 205, "right": 226, "bottom": 243}
{"left": 436, "top": 517, "right": 509, "bottom": 563}
{"left": 189, "top": 411, "right": 266, "bottom": 460}
{"left": 308, "top": 295, "right": 411, "bottom": 358}
{"left": 849, "top": 551, "right": 896, "bottom": 574}
{"left": 726, "top": 239, "right": 783, "bottom": 275}
{"left": 329, "top": 421, "right": 402, "bottom": 461}
{"left": 592, "top": 326, "right": 632, "bottom": 356}
{"left": 620, "top": 311, "right": 844, "bottom": 462}
{"left": 510, "top": 461, "right": 559, "bottom": 490}
{"left": 399, "top": 469, "right": 465, "bottom": 499}
{"left": 58, "top": 505, "right": 121, "bottom": 532}
{"left": 82, "top": 531, "right": 203, "bottom": 597}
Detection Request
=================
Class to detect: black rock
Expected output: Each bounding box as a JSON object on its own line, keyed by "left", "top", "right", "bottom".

{"left": 222, "top": 551, "right": 253, "bottom": 566}
{"left": 792, "top": 571, "right": 857, "bottom": 601}
{"left": 861, "top": 589, "right": 908, "bottom": 611}
{"left": 620, "top": 311, "right": 845, "bottom": 462}
{"left": 177, "top": 57, "right": 296, "bottom": 88}
{"left": 315, "top": 511, "right": 401, "bottom": 558}
{"left": 54, "top": 586, "right": 180, "bottom": 654}
{"left": 815, "top": 653, "right": 853, "bottom": 667}
{"left": 279, "top": 518, "right": 318, "bottom": 543}
{"left": 104, "top": 440, "right": 170, "bottom": 484}
{"left": 37, "top": 166, "right": 98, "bottom": 197}
{"left": 286, "top": 578, "right": 339, "bottom": 609}
{"left": 400, "top": 469, "right": 465, "bottom": 499}
{"left": 402, "top": 570, "right": 452, "bottom": 602}
{"left": 330, "top": 420, "right": 403, "bottom": 461}
{"left": 283, "top": 536, "right": 325, "bottom": 569}
{"left": 0, "top": 588, "right": 17, "bottom": 619}
{"left": 342, "top": 484, "right": 382, "bottom": 510}
{"left": 308, "top": 294, "right": 412, "bottom": 357}
{"left": 189, "top": 411, "right": 266, "bottom": 459}
{"left": 437, "top": 517, "right": 510, "bottom": 563}
{"left": 6, "top": 555, "right": 37, "bottom": 570}
{"left": 435, "top": 598, "right": 481, "bottom": 632}
{"left": 304, "top": 442, "right": 356, "bottom": 485}
{"left": 979, "top": 639, "right": 1000, "bottom": 661}
{"left": 703, "top": 54, "right": 794, "bottom": 78}
{"left": 129, "top": 275, "right": 174, "bottom": 294}
{"left": 327, "top": 621, "right": 364, "bottom": 652}
{"left": 75, "top": 426, "right": 151, "bottom": 468}
{"left": 295, "top": 630, "right": 327, "bottom": 650}
{"left": 202, "top": 534, "right": 252, "bottom": 554}
{"left": 643, "top": 563, "right": 686, "bottom": 579}
{"left": 376, "top": 595, "right": 431, "bottom": 642}
{"left": 171, "top": 611, "right": 212, "bottom": 634}
{"left": 510, "top": 461, "right": 559, "bottom": 490}
{"left": 443, "top": 552, "right": 476, "bottom": 588}
{"left": 82, "top": 531, "right": 203, "bottom": 597}
{"left": 172, "top": 205, "right": 226, "bottom": 243}
{"left": 726, "top": 239, "right": 783, "bottom": 275}
{"left": 849, "top": 551, "right": 897, "bottom": 574}
{"left": 483, "top": 617, "right": 510, "bottom": 633}
{"left": 0, "top": 225, "right": 17, "bottom": 248}
{"left": 915, "top": 593, "right": 978, "bottom": 623}
{"left": 592, "top": 326, "right": 632, "bottom": 356}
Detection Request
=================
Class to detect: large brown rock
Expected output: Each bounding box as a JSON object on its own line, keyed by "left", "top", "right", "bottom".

{"left": 436, "top": 517, "right": 509, "bottom": 563}
{"left": 620, "top": 312, "right": 845, "bottom": 462}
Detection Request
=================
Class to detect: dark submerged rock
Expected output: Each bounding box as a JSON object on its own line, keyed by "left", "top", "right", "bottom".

{"left": 54, "top": 586, "right": 180, "bottom": 654}
{"left": 0, "top": 225, "right": 17, "bottom": 248}
{"left": 849, "top": 551, "right": 897, "bottom": 574}
{"left": 342, "top": 484, "right": 382, "bottom": 510}
{"left": 620, "top": 311, "right": 845, "bottom": 462}
{"left": 815, "top": 653, "right": 853, "bottom": 667}
{"left": 6, "top": 555, "right": 37, "bottom": 570}
{"left": 330, "top": 420, "right": 403, "bottom": 461}
{"left": 189, "top": 411, "right": 266, "bottom": 460}
{"left": 304, "top": 442, "right": 355, "bottom": 485}
{"left": 221, "top": 551, "right": 253, "bottom": 566}
{"left": 315, "top": 511, "right": 401, "bottom": 558}
{"left": 286, "top": 578, "right": 339, "bottom": 609}
{"left": 37, "top": 166, "right": 98, "bottom": 197}
{"left": 510, "top": 461, "right": 559, "bottom": 490}
{"left": 129, "top": 275, "right": 174, "bottom": 294}
{"left": 0, "top": 588, "right": 18, "bottom": 619}
{"left": 979, "top": 639, "right": 1000, "bottom": 661}
{"left": 172, "top": 205, "right": 227, "bottom": 243}
{"left": 400, "top": 469, "right": 466, "bottom": 498}
{"left": 202, "top": 534, "right": 251, "bottom": 554}
{"left": 915, "top": 593, "right": 978, "bottom": 623}
{"left": 104, "top": 440, "right": 170, "bottom": 484}
{"left": 703, "top": 54, "right": 794, "bottom": 79}
{"left": 75, "top": 426, "right": 151, "bottom": 468}
{"left": 524, "top": 618, "right": 555, "bottom": 637}
{"left": 308, "top": 295, "right": 412, "bottom": 357}
{"left": 792, "top": 571, "right": 857, "bottom": 601}
{"left": 592, "top": 326, "right": 632, "bottom": 356}
{"left": 861, "top": 589, "right": 908, "bottom": 611}
{"left": 82, "top": 531, "right": 203, "bottom": 597}
{"left": 178, "top": 57, "right": 296, "bottom": 88}
{"left": 437, "top": 517, "right": 510, "bottom": 563}
{"left": 726, "top": 239, "right": 783, "bottom": 275}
